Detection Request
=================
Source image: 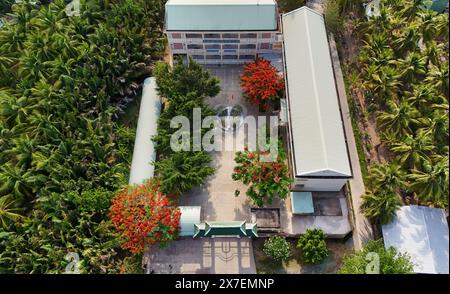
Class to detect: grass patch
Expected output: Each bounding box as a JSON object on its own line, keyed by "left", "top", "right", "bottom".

{"left": 348, "top": 96, "right": 369, "bottom": 181}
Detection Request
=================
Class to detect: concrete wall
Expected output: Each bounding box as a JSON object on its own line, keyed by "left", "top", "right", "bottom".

{"left": 292, "top": 177, "right": 348, "bottom": 192}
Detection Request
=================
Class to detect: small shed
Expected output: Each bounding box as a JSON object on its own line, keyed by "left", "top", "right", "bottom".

{"left": 382, "top": 205, "right": 449, "bottom": 274}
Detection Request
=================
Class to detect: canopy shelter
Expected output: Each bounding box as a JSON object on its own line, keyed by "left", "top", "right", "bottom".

{"left": 382, "top": 205, "right": 449, "bottom": 274}
{"left": 165, "top": 0, "right": 278, "bottom": 31}
{"left": 179, "top": 206, "right": 202, "bottom": 237}
{"left": 291, "top": 192, "right": 314, "bottom": 215}
{"left": 128, "top": 77, "right": 161, "bottom": 185}
{"left": 193, "top": 221, "right": 258, "bottom": 238}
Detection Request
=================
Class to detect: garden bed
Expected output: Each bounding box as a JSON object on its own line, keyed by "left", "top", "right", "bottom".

{"left": 253, "top": 237, "right": 353, "bottom": 274}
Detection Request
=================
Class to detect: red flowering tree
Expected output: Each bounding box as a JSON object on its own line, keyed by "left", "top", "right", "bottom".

{"left": 232, "top": 143, "right": 292, "bottom": 207}
{"left": 240, "top": 58, "right": 284, "bottom": 110}
{"left": 109, "top": 179, "right": 181, "bottom": 254}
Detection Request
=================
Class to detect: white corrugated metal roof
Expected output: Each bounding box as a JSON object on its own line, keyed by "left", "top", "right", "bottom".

{"left": 282, "top": 7, "right": 351, "bottom": 178}
{"left": 382, "top": 205, "right": 449, "bottom": 274}
{"left": 165, "top": 0, "right": 277, "bottom": 31}
{"left": 128, "top": 77, "right": 161, "bottom": 185}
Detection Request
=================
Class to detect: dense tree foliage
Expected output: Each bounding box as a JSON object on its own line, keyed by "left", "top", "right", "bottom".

{"left": 240, "top": 58, "right": 284, "bottom": 110}
{"left": 0, "top": 0, "right": 166, "bottom": 273}
{"left": 152, "top": 59, "right": 219, "bottom": 196}
{"left": 357, "top": 0, "right": 449, "bottom": 207}
{"left": 232, "top": 142, "right": 292, "bottom": 207}
{"left": 109, "top": 179, "right": 181, "bottom": 254}
{"left": 338, "top": 239, "right": 414, "bottom": 274}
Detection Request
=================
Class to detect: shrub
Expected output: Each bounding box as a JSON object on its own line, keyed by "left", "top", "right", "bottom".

{"left": 263, "top": 236, "right": 292, "bottom": 261}
{"left": 297, "top": 229, "right": 329, "bottom": 264}
{"left": 339, "top": 239, "right": 414, "bottom": 274}
{"left": 109, "top": 179, "right": 181, "bottom": 254}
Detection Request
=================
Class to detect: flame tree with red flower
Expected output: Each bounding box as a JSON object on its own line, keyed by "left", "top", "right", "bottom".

{"left": 240, "top": 58, "right": 285, "bottom": 110}
{"left": 109, "top": 179, "right": 181, "bottom": 254}
{"left": 232, "top": 141, "right": 292, "bottom": 207}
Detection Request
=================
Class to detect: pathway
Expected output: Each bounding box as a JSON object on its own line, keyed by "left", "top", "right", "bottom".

{"left": 306, "top": 0, "right": 374, "bottom": 249}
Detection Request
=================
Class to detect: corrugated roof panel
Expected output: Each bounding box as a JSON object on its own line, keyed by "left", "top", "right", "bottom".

{"left": 382, "top": 205, "right": 449, "bottom": 274}
{"left": 165, "top": 0, "right": 277, "bottom": 31}
{"left": 282, "top": 7, "right": 351, "bottom": 178}
{"left": 128, "top": 77, "right": 161, "bottom": 185}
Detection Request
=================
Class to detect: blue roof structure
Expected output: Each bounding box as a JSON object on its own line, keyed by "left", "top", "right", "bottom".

{"left": 291, "top": 192, "right": 314, "bottom": 215}
{"left": 165, "top": 0, "right": 278, "bottom": 31}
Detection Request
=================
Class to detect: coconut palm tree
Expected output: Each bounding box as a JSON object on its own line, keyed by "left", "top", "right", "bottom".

{"left": 0, "top": 196, "right": 23, "bottom": 229}
{"left": 389, "top": 132, "right": 435, "bottom": 169}
{"left": 361, "top": 190, "right": 401, "bottom": 225}
{"left": 396, "top": 51, "right": 427, "bottom": 82}
{"left": 408, "top": 156, "right": 449, "bottom": 205}
{"left": 377, "top": 100, "right": 420, "bottom": 137}
{"left": 420, "top": 110, "right": 449, "bottom": 149}
{"left": 366, "top": 163, "right": 407, "bottom": 193}
{"left": 425, "top": 64, "right": 449, "bottom": 98}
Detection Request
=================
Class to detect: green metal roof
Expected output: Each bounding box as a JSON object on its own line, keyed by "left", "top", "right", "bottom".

{"left": 193, "top": 221, "right": 258, "bottom": 238}
{"left": 165, "top": 0, "right": 278, "bottom": 31}
{"left": 291, "top": 192, "right": 314, "bottom": 214}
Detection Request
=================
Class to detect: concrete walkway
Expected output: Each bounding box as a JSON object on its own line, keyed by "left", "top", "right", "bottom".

{"left": 144, "top": 65, "right": 257, "bottom": 274}
{"left": 328, "top": 34, "right": 374, "bottom": 249}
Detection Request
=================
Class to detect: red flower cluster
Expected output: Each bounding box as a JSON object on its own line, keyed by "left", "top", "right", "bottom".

{"left": 109, "top": 179, "right": 181, "bottom": 254}
{"left": 240, "top": 58, "right": 284, "bottom": 109}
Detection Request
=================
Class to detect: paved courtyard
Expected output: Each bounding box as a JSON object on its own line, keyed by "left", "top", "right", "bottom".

{"left": 144, "top": 238, "right": 255, "bottom": 274}
{"left": 145, "top": 65, "right": 258, "bottom": 274}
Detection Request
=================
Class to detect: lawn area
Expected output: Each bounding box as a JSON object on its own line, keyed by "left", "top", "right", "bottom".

{"left": 253, "top": 237, "right": 353, "bottom": 274}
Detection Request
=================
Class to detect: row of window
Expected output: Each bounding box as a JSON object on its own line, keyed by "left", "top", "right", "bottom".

{"left": 191, "top": 54, "right": 255, "bottom": 60}
{"left": 172, "top": 43, "right": 272, "bottom": 50}
{"left": 171, "top": 33, "right": 273, "bottom": 39}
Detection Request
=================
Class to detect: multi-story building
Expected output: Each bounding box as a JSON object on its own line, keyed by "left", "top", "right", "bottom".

{"left": 165, "top": 0, "right": 282, "bottom": 64}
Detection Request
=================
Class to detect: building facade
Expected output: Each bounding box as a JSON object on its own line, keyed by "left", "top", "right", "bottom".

{"left": 165, "top": 0, "right": 282, "bottom": 64}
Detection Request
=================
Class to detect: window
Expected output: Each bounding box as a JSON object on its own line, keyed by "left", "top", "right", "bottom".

{"left": 204, "top": 39, "right": 239, "bottom": 44}
{"left": 224, "top": 49, "right": 237, "bottom": 53}
{"left": 222, "top": 33, "right": 238, "bottom": 39}
{"left": 260, "top": 43, "right": 272, "bottom": 50}
{"left": 172, "top": 43, "right": 183, "bottom": 50}
{"left": 205, "top": 44, "right": 220, "bottom": 50}
{"left": 187, "top": 44, "right": 203, "bottom": 50}
{"left": 223, "top": 44, "right": 238, "bottom": 49}
{"left": 171, "top": 33, "right": 182, "bottom": 39}
{"left": 240, "top": 44, "right": 256, "bottom": 49}
{"left": 204, "top": 33, "right": 221, "bottom": 39}
{"left": 239, "top": 55, "right": 255, "bottom": 60}
{"left": 186, "top": 33, "right": 202, "bottom": 38}
{"left": 192, "top": 55, "right": 204, "bottom": 60}
{"left": 261, "top": 33, "right": 272, "bottom": 39}
{"left": 240, "top": 33, "right": 257, "bottom": 38}
{"left": 206, "top": 55, "right": 221, "bottom": 60}
{"left": 223, "top": 55, "right": 238, "bottom": 60}
{"left": 206, "top": 49, "right": 219, "bottom": 53}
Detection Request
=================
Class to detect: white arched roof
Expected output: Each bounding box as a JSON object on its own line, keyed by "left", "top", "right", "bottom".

{"left": 128, "top": 77, "right": 161, "bottom": 185}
